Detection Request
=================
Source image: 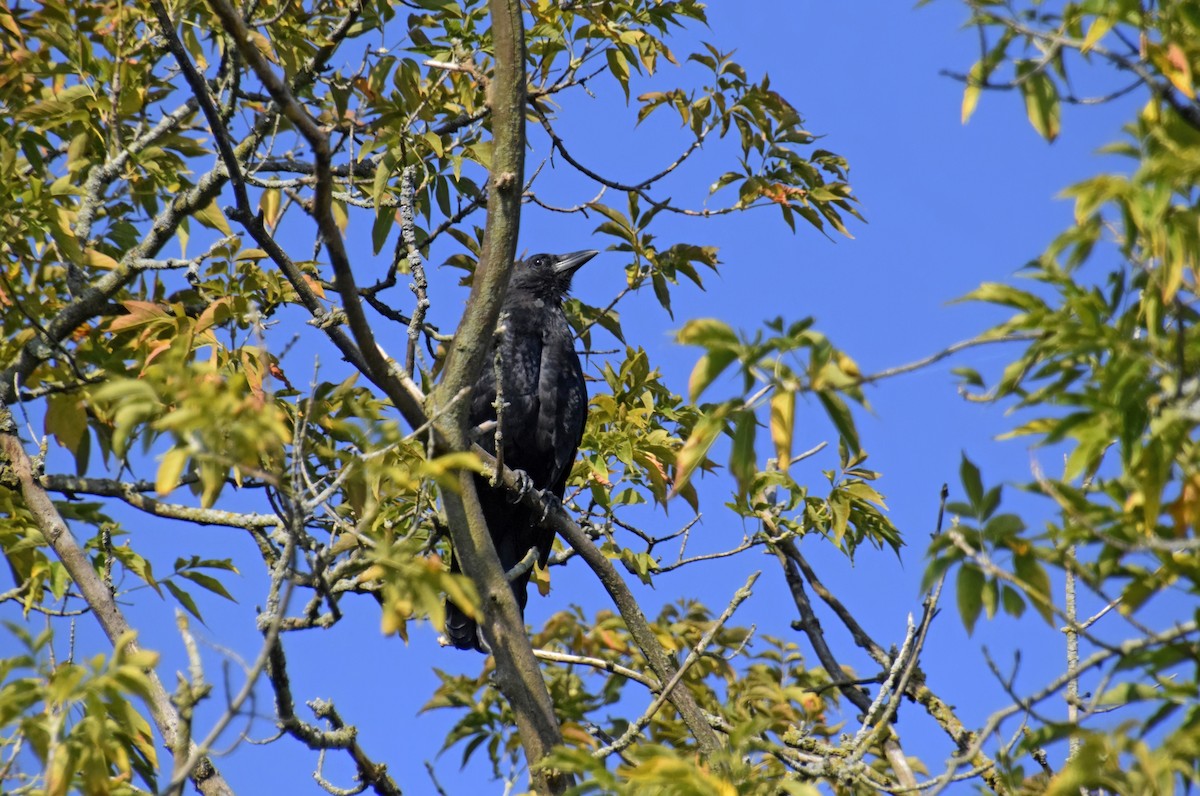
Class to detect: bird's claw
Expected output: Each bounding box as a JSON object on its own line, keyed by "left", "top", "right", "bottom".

{"left": 538, "top": 493, "right": 562, "bottom": 524}
{"left": 507, "top": 469, "right": 535, "bottom": 504}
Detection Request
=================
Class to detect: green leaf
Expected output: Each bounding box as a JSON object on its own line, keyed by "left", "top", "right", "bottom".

{"left": 983, "top": 512, "right": 1024, "bottom": 540}
{"left": 687, "top": 349, "right": 737, "bottom": 401}
{"left": 960, "top": 453, "right": 984, "bottom": 513}
{"left": 920, "top": 553, "right": 956, "bottom": 593}
{"left": 672, "top": 405, "right": 729, "bottom": 496}
{"left": 1016, "top": 62, "right": 1060, "bottom": 141}
{"left": 958, "top": 282, "right": 1047, "bottom": 311}
{"left": 957, "top": 564, "right": 985, "bottom": 635}
{"left": 1001, "top": 585, "right": 1026, "bottom": 619}
{"left": 817, "top": 391, "right": 859, "bottom": 456}
{"left": 176, "top": 571, "right": 236, "bottom": 603}
{"left": 676, "top": 318, "right": 737, "bottom": 348}
{"left": 1013, "top": 554, "right": 1054, "bottom": 624}
{"left": 163, "top": 581, "right": 204, "bottom": 622}
{"left": 372, "top": 207, "right": 396, "bottom": 255}
{"left": 952, "top": 366, "right": 984, "bottom": 388}
{"left": 651, "top": 272, "right": 673, "bottom": 318}
{"left": 979, "top": 485, "right": 1002, "bottom": 520}
{"left": 729, "top": 409, "right": 757, "bottom": 493}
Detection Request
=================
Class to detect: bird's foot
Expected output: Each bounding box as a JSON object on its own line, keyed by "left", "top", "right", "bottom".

{"left": 538, "top": 492, "right": 562, "bottom": 524}
{"left": 506, "top": 468, "right": 535, "bottom": 504}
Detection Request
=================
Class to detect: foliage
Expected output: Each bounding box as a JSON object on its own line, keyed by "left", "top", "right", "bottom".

{"left": 0, "top": 625, "right": 159, "bottom": 796}
{"left": 925, "top": 0, "right": 1200, "bottom": 789}
{"left": 428, "top": 604, "right": 835, "bottom": 794}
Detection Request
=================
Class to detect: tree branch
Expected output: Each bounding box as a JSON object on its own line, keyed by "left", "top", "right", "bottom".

{"left": 409, "top": 1, "right": 571, "bottom": 791}
{"left": 594, "top": 571, "right": 758, "bottom": 759}
{"left": 497, "top": 465, "right": 723, "bottom": 756}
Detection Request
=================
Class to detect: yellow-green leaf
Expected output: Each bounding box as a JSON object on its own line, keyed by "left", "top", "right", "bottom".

{"left": 1017, "top": 64, "right": 1060, "bottom": 142}
{"left": 194, "top": 199, "right": 233, "bottom": 235}
{"left": 676, "top": 317, "right": 737, "bottom": 348}
{"left": 45, "top": 393, "right": 87, "bottom": 454}
{"left": 199, "top": 460, "right": 227, "bottom": 508}
{"left": 423, "top": 130, "right": 445, "bottom": 157}
{"left": 730, "top": 409, "right": 757, "bottom": 493}
{"left": 687, "top": 349, "right": 736, "bottom": 401}
{"left": 260, "top": 188, "right": 282, "bottom": 229}
{"left": 1162, "top": 42, "right": 1196, "bottom": 99}
{"left": 962, "top": 61, "right": 984, "bottom": 124}
{"left": 672, "top": 406, "right": 729, "bottom": 496}
{"left": 1014, "top": 554, "right": 1054, "bottom": 624}
{"left": 332, "top": 199, "right": 349, "bottom": 233}
{"left": 770, "top": 389, "right": 795, "bottom": 468}
{"left": 83, "top": 247, "right": 118, "bottom": 270}
{"left": 1081, "top": 15, "right": 1113, "bottom": 53}
{"left": 156, "top": 448, "right": 189, "bottom": 495}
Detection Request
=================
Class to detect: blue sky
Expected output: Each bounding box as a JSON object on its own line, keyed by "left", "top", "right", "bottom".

{"left": 10, "top": 1, "right": 1174, "bottom": 793}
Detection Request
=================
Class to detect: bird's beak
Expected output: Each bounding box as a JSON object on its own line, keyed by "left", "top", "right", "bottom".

{"left": 551, "top": 250, "right": 598, "bottom": 275}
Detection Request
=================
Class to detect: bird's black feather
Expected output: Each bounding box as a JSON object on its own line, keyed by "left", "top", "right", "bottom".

{"left": 445, "top": 250, "right": 596, "bottom": 652}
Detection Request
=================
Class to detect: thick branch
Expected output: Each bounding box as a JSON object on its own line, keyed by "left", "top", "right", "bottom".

{"left": 414, "top": 2, "right": 570, "bottom": 792}
{"left": 41, "top": 473, "right": 281, "bottom": 530}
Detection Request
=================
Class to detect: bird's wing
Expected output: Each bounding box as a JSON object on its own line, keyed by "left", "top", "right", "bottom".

{"left": 471, "top": 322, "right": 542, "bottom": 457}
{"left": 536, "top": 328, "right": 587, "bottom": 494}
{"left": 529, "top": 329, "right": 586, "bottom": 569}
{"left": 502, "top": 323, "right": 543, "bottom": 448}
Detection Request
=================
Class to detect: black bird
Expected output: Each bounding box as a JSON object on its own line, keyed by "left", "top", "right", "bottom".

{"left": 445, "top": 249, "right": 597, "bottom": 652}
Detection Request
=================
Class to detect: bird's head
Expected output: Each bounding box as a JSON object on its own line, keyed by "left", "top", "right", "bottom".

{"left": 509, "top": 250, "right": 598, "bottom": 301}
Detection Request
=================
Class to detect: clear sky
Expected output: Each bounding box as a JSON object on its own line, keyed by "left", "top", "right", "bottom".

{"left": 16, "top": 2, "right": 1169, "bottom": 793}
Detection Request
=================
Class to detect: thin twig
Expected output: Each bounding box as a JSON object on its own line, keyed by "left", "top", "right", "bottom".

{"left": 531, "top": 649, "right": 660, "bottom": 692}
{"left": 400, "top": 165, "right": 430, "bottom": 377}
{"left": 593, "top": 571, "right": 759, "bottom": 759}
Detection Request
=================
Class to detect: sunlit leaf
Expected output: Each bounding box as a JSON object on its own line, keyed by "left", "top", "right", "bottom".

{"left": 770, "top": 389, "right": 795, "bottom": 469}
{"left": 156, "top": 448, "right": 189, "bottom": 495}
{"left": 1016, "top": 62, "right": 1060, "bottom": 141}
{"left": 729, "top": 409, "right": 757, "bottom": 493}
{"left": 688, "top": 349, "right": 736, "bottom": 401}
{"left": 672, "top": 405, "right": 729, "bottom": 495}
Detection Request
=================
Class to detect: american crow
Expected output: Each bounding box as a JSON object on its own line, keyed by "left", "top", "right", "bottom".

{"left": 445, "top": 249, "right": 597, "bottom": 651}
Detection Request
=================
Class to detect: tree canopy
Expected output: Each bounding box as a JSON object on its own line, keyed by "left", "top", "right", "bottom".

{"left": 0, "top": 0, "right": 1197, "bottom": 794}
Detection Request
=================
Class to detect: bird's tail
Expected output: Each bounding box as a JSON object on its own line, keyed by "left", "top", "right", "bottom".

{"left": 443, "top": 599, "right": 485, "bottom": 651}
